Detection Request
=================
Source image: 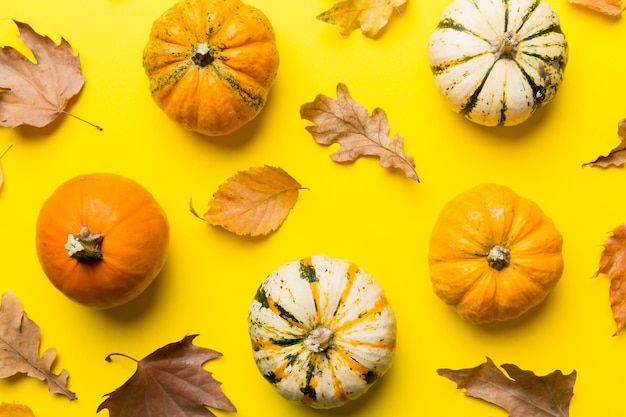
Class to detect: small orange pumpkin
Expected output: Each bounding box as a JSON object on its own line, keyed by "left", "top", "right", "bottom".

{"left": 428, "top": 183, "right": 564, "bottom": 324}
{"left": 35, "top": 173, "right": 169, "bottom": 309}
{"left": 143, "top": 0, "right": 280, "bottom": 136}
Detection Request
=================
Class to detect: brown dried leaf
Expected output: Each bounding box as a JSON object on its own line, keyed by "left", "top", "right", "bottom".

{"left": 300, "top": 83, "right": 418, "bottom": 181}
{"left": 98, "top": 335, "right": 236, "bottom": 417}
{"left": 0, "top": 20, "right": 85, "bottom": 128}
{"left": 595, "top": 224, "right": 626, "bottom": 334}
{"left": 0, "top": 291, "right": 76, "bottom": 400}
{"left": 192, "top": 165, "right": 303, "bottom": 237}
{"left": 569, "top": 0, "right": 624, "bottom": 16}
{"left": 0, "top": 144, "right": 12, "bottom": 190}
{"left": 317, "top": 0, "right": 406, "bottom": 37}
{"left": 583, "top": 119, "right": 626, "bottom": 167}
{"left": 0, "top": 402, "right": 36, "bottom": 417}
{"left": 438, "top": 357, "right": 576, "bottom": 417}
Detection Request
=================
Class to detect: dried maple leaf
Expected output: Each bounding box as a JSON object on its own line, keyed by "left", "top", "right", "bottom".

{"left": 0, "top": 402, "right": 36, "bottom": 417}
{"left": 317, "top": 0, "right": 407, "bottom": 37}
{"left": 594, "top": 224, "right": 626, "bottom": 334}
{"left": 300, "top": 82, "right": 418, "bottom": 181}
{"left": 0, "top": 20, "right": 100, "bottom": 129}
{"left": 98, "top": 335, "right": 236, "bottom": 417}
{"left": 583, "top": 119, "right": 626, "bottom": 168}
{"left": 0, "top": 144, "right": 12, "bottom": 190}
{"left": 569, "top": 0, "right": 624, "bottom": 16}
{"left": 0, "top": 291, "right": 76, "bottom": 400}
{"left": 190, "top": 165, "right": 303, "bottom": 237}
{"left": 438, "top": 357, "right": 576, "bottom": 417}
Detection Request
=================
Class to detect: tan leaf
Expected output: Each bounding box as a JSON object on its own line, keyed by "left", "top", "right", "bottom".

{"left": 0, "top": 20, "right": 86, "bottom": 128}
{"left": 300, "top": 82, "right": 418, "bottom": 181}
{"left": 98, "top": 335, "right": 236, "bottom": 417}
{"left": 594, "top": 224, "right": 626, "bottom": 334}
{"left": 0, "top": 402, "right": 36, "bottom": 417}
{"left": 0, "top": 144, "right": 12, "bottom": 190}
{"left": 569, "top": 0, "right": 624, "bottom": 16}
{"left": 583, "top": 119, "right": 626, "bottom": 167}
{"left": 191, "top": 165, "right": 303, "bottom": 237}
{"left": 317, "top": 0, "right": 407, "bottom": 37}
{"left": 0, "top": 291, "right": 76, "bottom": 400}
{"left": 438, "top": 357, "right": 576, "bottom": 417}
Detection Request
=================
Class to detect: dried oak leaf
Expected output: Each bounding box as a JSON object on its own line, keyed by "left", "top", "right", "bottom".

{"left": 0, "top": 402, "right": 36, "bottom": 417}
{"left": 594, "top": 223, "right": 626, "bottom": 334}
{"left": 98, "top": 335, "right": 236, "bottom": 417}
{"left": 300, "top": 83, "right": 418, "bottom": 181}
{"left": 0, "top": 20, "right": 86, "bottom": 128}
{"left": 190, "top": 165, "right": 303, "bottom": 237}
{"left": 438, "top": 357, "right": 576, "bottom": 417}
{"left": 569, "top": 0, "right": 624, "bottom": 16}
{"left": 583, "top": 119, "right": 626, "bottom": 168}
{"left": 317, "top": 0, "right": 407, "bottom": 37}
{"left": 0, "top": 291, "right": 76, "bottom": 400}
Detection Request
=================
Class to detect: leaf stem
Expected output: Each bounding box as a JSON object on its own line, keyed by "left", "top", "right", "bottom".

{"left": 0, "top": 144, "right": 12, "bottom": 159}
{"left": 105, "top": 352, "right": 139, "bottom": 363}
{"left": 61, "top": 110, "right": 103, "bottom": 131}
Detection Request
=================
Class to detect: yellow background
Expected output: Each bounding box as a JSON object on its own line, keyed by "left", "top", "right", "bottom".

{"left": 0, "top": 0, "right": 624, "bottom": 415}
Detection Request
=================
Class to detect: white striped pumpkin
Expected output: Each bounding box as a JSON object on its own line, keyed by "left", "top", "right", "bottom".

{"left": 427, "top": 0, "right": 568, "bottom": 126}
{"left": 247, "top": 254, "right": 396, "bottom": 409}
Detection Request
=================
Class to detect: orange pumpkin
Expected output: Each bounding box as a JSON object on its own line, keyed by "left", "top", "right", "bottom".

{"left": 143, "top": 0, "right": 280, "bottom": 136}
{"left": 35, "top": 173, "right": 170, "bottom": 309}
{"left": 428, "top": 183, "right": 564, "bottom": 324}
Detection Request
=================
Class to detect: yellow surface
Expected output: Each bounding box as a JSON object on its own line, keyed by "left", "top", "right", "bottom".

{"left": 0, "top": 1, "right": 624, "bottom": 416}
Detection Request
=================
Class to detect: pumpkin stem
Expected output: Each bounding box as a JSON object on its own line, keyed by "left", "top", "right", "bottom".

{"left": 487, "top": 244, "right": 510, "bottom": 271}
{"left": 192, "top": 43, "right": 214, "bottom": 67}
{"left": 65, "top": 225, "right": 104, "bottom": 262}
{"left": 492, "top": 30, "right": 518, "bottom": 60}
{"left": 303, "top": 326, "right": 334, "bottom": 353}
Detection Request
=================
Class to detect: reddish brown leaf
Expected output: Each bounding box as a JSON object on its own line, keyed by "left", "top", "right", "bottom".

{"left": 0, "top": 291, "right": 76, "bottom": 400}
{"left": 0, "top": 20, "right": 88, "bottom": 128}
{"left": 595, "top": 224, "right": 626, "bottom": 334}
{"left": 300, "top": 83, "right": 418, "bottom": 181}
{"left": 191, "top": 165, "right": 303, "bottom": 237}
{"left": 317, "top": 0, "right": 406, "bottom": 37}
{"left": 438, "top": 357, "right": 576, "bottom": 417}
{"left": 583, "top": 119, "right": 626, "bottom": 168}
{"left": 98, "top": 335, "right": 236, "bottom": 417}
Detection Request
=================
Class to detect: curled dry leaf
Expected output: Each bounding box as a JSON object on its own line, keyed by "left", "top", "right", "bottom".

{"left": 300, "top": 83, "right": 418, "bottom": 181}
{"left": 438, "top": 357, "right": 576, "bottom": 417}
{"left": 98, "top": 335, "right": 236, "bottom": 417}
{"left": 0, "top": 20, "right": 100, "bottom": 130}
{"left": 583, "top": 119, "right": 626, "bottom": 168}
{"left": 569, "top": 0, "right": 624, "bottom": 16}
{"left": 0, "top": 291, "right": 76, "bottom": 400}
{"left": 190, "top": 165, "right": 303, "bottom": 237}
{"left": 595, "top": 223, "right": 626, "bottom": 334}
{"left": 317, "top": 0, "right": 407, "bottom": 37}
{"left": 0, "top": 402, "right": 36, "bottom": 417}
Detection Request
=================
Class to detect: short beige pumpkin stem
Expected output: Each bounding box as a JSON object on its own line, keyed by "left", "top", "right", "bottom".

{"left": 303, "top": 326, "right": 334, "bottom": 353}
{"left": 487, "top": 244, "right": 510, "bottom": 271}
{"left": 492, "top": 30, "right": 518, "bottom": 60}
{"left": 65, "top": 225, "right": 104, "bottom": 261}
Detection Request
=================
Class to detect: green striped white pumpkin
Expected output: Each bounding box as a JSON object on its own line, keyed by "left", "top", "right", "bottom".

{"left": 247, "top": 254, "right": 396, "bottom": 409}
{"left": 427, "top": 0, "right": 568, "bottom": 126}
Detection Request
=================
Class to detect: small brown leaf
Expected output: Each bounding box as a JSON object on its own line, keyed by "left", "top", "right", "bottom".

{"left": 192, "top": 165, "right": 303, "bottom": 237}
{"left": 569, "top": 0, "right": 624, "bottom": 16}
{"left": 438, "top": 357, "right": 576, "bottom": 417}
{"left": 0, "top": 402, "right": 36, "bottom": 417}
{"left": 0, "top": 144, "right": 12, "bottom": 190}
{"left": 300, "top": 82, "right": 418, "bottom": 181}
{"left": 0, "top": 20, "right": 90, "bottom": 128}
{"left": 317, "top": 0, "right": 406, "bottom": 37}
{"left": 583, "top": 119, "right": 626, "bottom": 167}
{"left": 98, "top": 335, "right": 236, "bottom": 417}
{"left": 595, "top": 224, "right": 626, "bottom": 334}
{"left": 0, "top": 291, "right": 76, "bottom": 400}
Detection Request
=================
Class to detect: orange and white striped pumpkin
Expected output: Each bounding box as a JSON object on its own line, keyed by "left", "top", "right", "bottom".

{"left": 247, "top": 254, "right": 396, "bottom": 409}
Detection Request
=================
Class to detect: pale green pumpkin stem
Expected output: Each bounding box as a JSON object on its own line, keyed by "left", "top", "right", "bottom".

{"left": 65, "top": 225, "right": 104, "bottom": 261}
